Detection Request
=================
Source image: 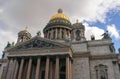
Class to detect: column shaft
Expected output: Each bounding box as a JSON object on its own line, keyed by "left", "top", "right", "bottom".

{"left": 45, "top": 57, "right": 50, "bottom": 79}
{"left": 51, "top": 29, "right": 53, "bottom": 39}
{"left": 49, "top": 31, "right": 51, "bottom": 39}
{"left": 64, "top": 29, "right": 66, "bottom": 39}
{"left": 66, "top": 57, "right": 69, "bottom": 79}
{"left": 35, "top": 58, "right": 41, "bottom": 79}
{"left": 106, "top": 70, "right": 108, "bottom": 79}
{"left": 49, "top": 62, "right": 53, "bottom": 79}
{"left": 69, "top": 60, "right": 72, "bottom": 79}
{"left": 10, "top": 59, "right": 17, "bottom": 79}
{"left": 26, "top": 58, "right": 32, "bottom": 79}
{"left": 2, "top": 60, "right": 10, "bottom": 79}
{"left": 18, "top": 58, "right": 24, "bottom": 79}
{"left": 56, "top": 28, "right": 58, "bottom": 39}
{"left": 71, "top": 61, "right": 73, "bottom": 79}
{"left": 47, "top": 31, "right": 49, "bottom": 39}
{"left": 59, "top": 28, "right": 62, "bottom": 39}
{"left": 55, "top": 57, "right": 59, "bottom": 79}
{"left": 96, "top": 70, "right": 98, "bottom": 79}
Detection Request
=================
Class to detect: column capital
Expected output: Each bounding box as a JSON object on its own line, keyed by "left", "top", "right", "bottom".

{"left": 56, "top": 56, "right": 60, "bottom": 58}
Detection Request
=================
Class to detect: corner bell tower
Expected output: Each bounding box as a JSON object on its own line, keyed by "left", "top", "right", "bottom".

{"left": 16, "top": 27, "right": 32, "bottom": 44}
{"left": 72, "top": 20, "right": 86, "bottom": 41}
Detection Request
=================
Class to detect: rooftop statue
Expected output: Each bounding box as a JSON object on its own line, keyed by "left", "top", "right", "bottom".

{"left": 65, "top": 34, "right": 71, "bottom": 42}
{"left": 102, "top": 31, "right": 111, "bottom": 39}
{"left": 118, "top": 48, "right": 120, "bottom": 53}
{"left": 5, "top": 42, "right": 11, "bottom": 49}
{"left": 37, "top": 31, "right": 41, "bottom": 36}
{"left": 91, "top": 34, "right": 95, "bottom": 40}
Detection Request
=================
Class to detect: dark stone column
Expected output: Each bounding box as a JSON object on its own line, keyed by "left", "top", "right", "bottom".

{"left": 45, "top": 57, "right": 50, "bottom": 79}
{"left": 10, "top": 59, "right": 17, "bottom": 79}
{"left": 69, "top": 60, "right": 72, "bottom": 79}
{"left": 26, "top": 58, "right": 32, "bottom": 79}
{"left": 66, "top": 57, "right": 69, "bottom": 79}
{"left": 18, "top": 58, "right": 24, "bottom": 79}
{"left": 56, "top": 28, "right": 58, "bottom": 39}
{"left": 96, "top": 70, "right": 98, "bottom": 79}
{"left": 71, "top": 61, "right": 73, "bottom": 79}
{"left": 59, "top": 28, "right": 62, "bottom": 39}
{"left": 55, "top": 57, "right": 59, "bottom": 79}
{"left": 106, "top": 69, "right": 108, "bottom": 79}
{"left": 2, "top": 60, "right": 10, "bottom": 79}
{"left": 64, "top": 29, "right": 67, "bottom": 39}
{"left": 35, "top": 57, "right": 41, "bottom": 79}
{"left": 49, "top": 61, "right": 53, "bottom": 79}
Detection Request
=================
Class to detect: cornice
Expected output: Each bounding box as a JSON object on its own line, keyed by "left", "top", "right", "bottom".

{"left": 90, "top": 54, "right": 118, "bottom": 60}
{"left": 0, "top": 59, "right": 7, "bottom": 63}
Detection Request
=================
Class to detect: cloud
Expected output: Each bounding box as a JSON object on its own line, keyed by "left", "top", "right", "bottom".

{"left": 107, "top": 24, "right": 120, "bottom": 40}
{"left": 0, "top": 9, "right": 3, "bottom": 13}
{"left": 84, "top": 22, "right": 105, "bottom": 40}
{"left": 1, "top": 0, "right": 120, "bottom": 30}
{"left": 0, "top": 0, "right": 120, "bottom": 55}
{"left": 0, "top": 8, "right": 3, "bottom": 19}
{"left": 0, "top": 28, "right": 16, "bottom": 56}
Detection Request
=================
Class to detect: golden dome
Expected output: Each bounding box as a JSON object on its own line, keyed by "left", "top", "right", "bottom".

{"left": 50, "top": 8, "right": 70, "bottom": 21}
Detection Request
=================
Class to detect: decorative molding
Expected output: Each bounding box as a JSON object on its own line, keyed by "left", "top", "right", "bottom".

{"left": 0, "top": 59, "right": 7, "bottom": 63}
{"left": 8, "top": 36, "right": 69, "bottom": 51}
{"left": 73, "top": 52, "right": 90, "bottom": 58}
{"left": 73, "top": 52, "right": 118, "bottom": 60}
{"left": 8, "top": 47, "right": 70, "bottom": 57}
{"left": 90, "top": 54, "right": 118, "bottom": 60}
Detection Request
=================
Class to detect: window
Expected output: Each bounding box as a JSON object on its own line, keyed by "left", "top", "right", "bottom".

{"left": 0, "top": 64, "right": 2, "bottom": 67}
{"left": 95, "top": 64, "right": 108, "bottom": 79}
{"left": 99, "top": 70, "right": 106, "bottom": 79}
{"left": 49, "top": 33, "right": 51, "bottom": 39}
{"left": 75, "top": 30, "right": 81, "bottom": 41}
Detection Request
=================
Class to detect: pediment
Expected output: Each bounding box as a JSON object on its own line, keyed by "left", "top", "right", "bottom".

{"left": 8, "top": 36, "right": 69, "bottom": 51}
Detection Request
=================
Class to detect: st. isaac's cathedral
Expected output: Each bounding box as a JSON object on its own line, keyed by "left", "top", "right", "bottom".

{"left": 0, "top": 8, "right": 120, "bottom": 79}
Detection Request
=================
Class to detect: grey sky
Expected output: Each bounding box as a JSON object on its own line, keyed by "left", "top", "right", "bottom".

{"left": 0, "top": 0, "right": 120, "bottom": 57}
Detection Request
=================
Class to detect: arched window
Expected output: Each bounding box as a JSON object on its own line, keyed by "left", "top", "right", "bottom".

{"left": 62, "top": 31, "right": 64, "bottom": 39}
{"left": 76, "top": 30, "right": 80, "bottom": 37}
{"left": 53, "top": 31, "right": 55, "bottom": 39}
{"left": 100, "top": 70, "right": 106, "bottom": 79}
{"left": 75, "top": 30, "right": 81, "bottom": 41}
{"left": 95, "top": 64, "right": 108, "bottom": 79}
{"left": 49, "top": 33, "right": 51, "bottom": 39}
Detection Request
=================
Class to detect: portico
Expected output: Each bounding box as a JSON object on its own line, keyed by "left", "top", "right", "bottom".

{"left": 3, "top": 54, "right": 72, "bottom": 79}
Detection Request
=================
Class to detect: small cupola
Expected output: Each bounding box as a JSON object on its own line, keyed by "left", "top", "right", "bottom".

{"left": 16, "top": 27, "right": 32, "bottom": 44}
{"left": 71, "top": 19, "right": 86, "bottom": 41}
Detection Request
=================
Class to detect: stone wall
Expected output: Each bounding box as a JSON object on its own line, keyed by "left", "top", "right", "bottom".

{"left": 88, "top": 39, "right": 113, "bottom": 55}
{"left": 71, "top": 42, "right": 88, "bottom": 53}
{"left": 90, "top": 59, "right": 120, "bottom": 79}
{"left": 0, "top": 62, "right": 6, "bottom": 79}
{"left": 73, "top": 57, "right": 90, "bottom": 79}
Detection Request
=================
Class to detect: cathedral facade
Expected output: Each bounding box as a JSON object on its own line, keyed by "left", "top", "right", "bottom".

{"left": 0, "top": 9, "right": 120, "bottom": 79}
